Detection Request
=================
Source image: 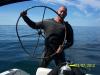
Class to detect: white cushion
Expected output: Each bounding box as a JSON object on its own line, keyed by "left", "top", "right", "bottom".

{"left": 36, "top": 67, "right": 52, "bottom": 75}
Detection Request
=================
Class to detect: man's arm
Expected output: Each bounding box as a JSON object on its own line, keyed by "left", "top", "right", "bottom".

{"left": 21, "top": 11, "right": 44, "bottom": 29}
{"left": 64, "top": 22, "right": 74, "bottom": 49}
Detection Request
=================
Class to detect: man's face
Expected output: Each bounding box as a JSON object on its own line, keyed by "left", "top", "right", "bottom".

{"left": 57, "top": 6, "right": 67, "bottom": 19}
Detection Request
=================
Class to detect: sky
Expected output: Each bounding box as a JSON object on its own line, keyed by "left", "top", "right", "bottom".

{"left": 0, "top": 0, "right": 100, "bottom": 26}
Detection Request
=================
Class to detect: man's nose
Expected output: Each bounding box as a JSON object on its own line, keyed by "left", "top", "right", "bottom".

{"left": 61, "top": 12, "right": 64, "bottom": 15}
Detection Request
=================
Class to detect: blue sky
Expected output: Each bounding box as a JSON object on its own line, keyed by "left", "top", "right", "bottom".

{"left": 0, "top": 0, "right": 100, "bottom": 26}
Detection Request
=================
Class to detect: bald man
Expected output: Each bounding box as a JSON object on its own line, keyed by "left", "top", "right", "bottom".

{"left": 21, "top": 6, "right": 73, "bottom": 67}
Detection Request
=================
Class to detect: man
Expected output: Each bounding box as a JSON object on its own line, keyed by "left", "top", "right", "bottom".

{"left": 21, "top": 6, "right": 73, "bottom": 68}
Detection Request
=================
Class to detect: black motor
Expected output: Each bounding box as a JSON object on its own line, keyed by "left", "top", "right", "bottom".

{"left": 48, "top": 62, "right": 85, "bottom": 75}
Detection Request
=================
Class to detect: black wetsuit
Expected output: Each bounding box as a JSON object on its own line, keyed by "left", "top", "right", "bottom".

{"left": 22, "top": 15, "right": 73, "bottom": 67}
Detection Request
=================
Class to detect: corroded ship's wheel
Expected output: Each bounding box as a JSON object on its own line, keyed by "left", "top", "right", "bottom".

{"left": 16, "top": 6, "right": 66, "bottom": 59}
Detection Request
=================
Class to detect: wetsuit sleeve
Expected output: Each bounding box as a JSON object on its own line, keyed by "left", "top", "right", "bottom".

{"left": 64, "top": 22, "right": 74, "bottom": 49}
{"left": 22, "top": 15, "right": 44, "bottom": 29}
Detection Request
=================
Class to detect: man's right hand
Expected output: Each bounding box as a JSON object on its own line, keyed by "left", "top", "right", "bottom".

{"left": 20, "top": 10, "right": 27, "bottom": 17}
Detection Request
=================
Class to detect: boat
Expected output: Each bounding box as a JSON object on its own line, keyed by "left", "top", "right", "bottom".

{"left": 0, "top": 0, "right": 30, "bottom": 7}
{"left": 0, "top": 66, "right": 93, "bottom": 75}
{"left": 0, "top": 64, "right": 93, "bottom": 75}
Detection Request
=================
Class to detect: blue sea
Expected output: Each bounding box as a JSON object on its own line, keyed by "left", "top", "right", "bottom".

{"left": 0, "top": 25, "right": 100, "bottom": 75}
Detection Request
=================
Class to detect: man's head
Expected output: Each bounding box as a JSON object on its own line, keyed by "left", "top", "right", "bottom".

{"left": 57, "top": 6, "right": 67, "bottom": 19}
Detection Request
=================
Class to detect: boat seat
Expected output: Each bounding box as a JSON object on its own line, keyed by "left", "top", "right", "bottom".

{"left": 36, "top": 67, "right": 52, "bottom": 75}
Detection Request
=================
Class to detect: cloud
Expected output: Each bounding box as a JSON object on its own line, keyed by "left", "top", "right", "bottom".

{"left": 37, "top": 0, "right": 100, "bottom": 16}
{"left": 80, "top": 0, "right": 100, "bottom": 9}
{"left": 38, "top": 0, "right": 56, "bottom": 4}
{"left": 96, "top": 17, "right": 100, "bottom": 23}
{"left": 47, "top": 0, "right": 56, "bottom": 4}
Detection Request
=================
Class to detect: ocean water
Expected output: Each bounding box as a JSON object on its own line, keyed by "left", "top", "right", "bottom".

{"left": 0, "top": 25, "right": 100, "bottom": 75}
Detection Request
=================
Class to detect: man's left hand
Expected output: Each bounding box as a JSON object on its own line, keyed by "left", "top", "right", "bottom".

{"left": 56, "top": 45, "right": 63, "bottom": 54}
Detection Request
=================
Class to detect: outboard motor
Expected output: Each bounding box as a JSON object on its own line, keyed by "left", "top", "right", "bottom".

{"left": 48, "top": 62, "right": 85, "bottom": 75}
{"left": 36, "top": 62, "right": 93, "bottom": 75}
{"left": 59, "top": 64, "right": 73, "bottom": 75}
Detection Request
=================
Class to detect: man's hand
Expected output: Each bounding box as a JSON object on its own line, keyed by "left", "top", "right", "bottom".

{"left": 20, "top": 10, "right": 27, "bottom": 17}
{"left": 56, "top": 45, "right": 63, "bottom": 54}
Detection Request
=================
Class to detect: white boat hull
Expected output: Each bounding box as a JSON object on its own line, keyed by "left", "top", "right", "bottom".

{"left": 0, "top": 68, "right": 93, "bottom": 75}
{"left": 0, "top": 69, "right": 30, "bottom": 75}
